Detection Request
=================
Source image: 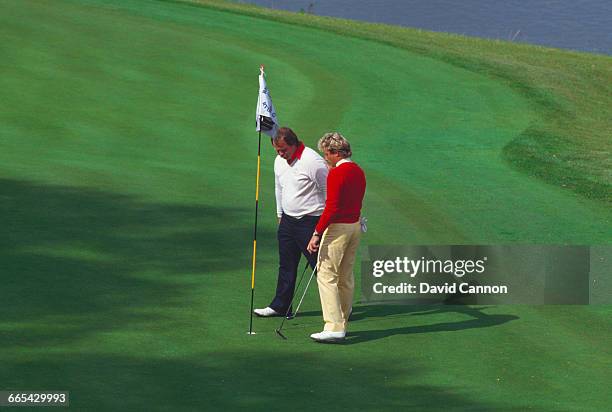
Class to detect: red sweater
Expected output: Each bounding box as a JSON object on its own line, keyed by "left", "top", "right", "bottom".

{"left": 315, "top": 161, "right": 366, "bottom": 234}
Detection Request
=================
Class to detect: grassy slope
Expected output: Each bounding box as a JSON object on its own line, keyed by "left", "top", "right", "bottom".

{"left": 189, "top": 0, "right": 612, "bottom": 203}
{"left": 0, "top": 0, "right": 610, "bottom": 410}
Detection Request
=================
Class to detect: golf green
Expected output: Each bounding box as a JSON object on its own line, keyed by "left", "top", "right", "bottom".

{"left": 1, "top": 0, "right": 610, "bottom": 410}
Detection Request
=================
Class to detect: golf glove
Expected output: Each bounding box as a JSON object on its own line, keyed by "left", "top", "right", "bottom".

{"left": 360, "top": 216, "right": 368, "bottom": 233}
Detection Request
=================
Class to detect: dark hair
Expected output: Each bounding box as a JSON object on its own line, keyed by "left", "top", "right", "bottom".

{"left": 273, "top": 127, "right": 299, "bottom": 146}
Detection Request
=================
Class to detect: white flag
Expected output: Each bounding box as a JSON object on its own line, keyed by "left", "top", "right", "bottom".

{"left": 256, "top": 66, "right": 279, "bottom": 137}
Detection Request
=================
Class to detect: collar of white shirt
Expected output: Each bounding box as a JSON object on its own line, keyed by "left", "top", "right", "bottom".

{"left": 336, "top": 158, "right": 352, "bottom": 167}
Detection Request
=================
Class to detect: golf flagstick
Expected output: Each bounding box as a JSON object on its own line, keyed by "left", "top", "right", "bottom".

{"left": 248, "top": 126, "right": 261, "bottom": 335}
{"left": 249, "top": 65, "right": 279, "bottom": 335}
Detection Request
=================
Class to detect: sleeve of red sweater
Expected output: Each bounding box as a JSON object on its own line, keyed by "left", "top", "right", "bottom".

{"left": 315, "top": 168, "right": 341, "bottom": 234}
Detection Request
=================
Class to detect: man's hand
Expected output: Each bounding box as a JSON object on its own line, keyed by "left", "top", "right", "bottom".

{"left": 278, "top": 217, "right": 282, "bottom": 225}
{"left": 307, "top": 233, "right": 321, "bottom": 253}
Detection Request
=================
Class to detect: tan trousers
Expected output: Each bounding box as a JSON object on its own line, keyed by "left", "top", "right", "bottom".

{"left": 316, "top": 222, "right": 361, "bottom": 332}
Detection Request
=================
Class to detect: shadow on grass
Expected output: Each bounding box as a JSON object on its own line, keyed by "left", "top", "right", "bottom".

{"left": 0, "top": 178, "right": 272, "bottom": 345}
{"left": 347, "top": 305, "right": 518, "bottom": 344}
{"left": 0, "top": 178, "right": 525, "bottom": 410}
{"left": 298, "top": 304, "right": 518, "bottom": 344}
{"left": 0, "top": 351, "right": 528, "bottom": 411}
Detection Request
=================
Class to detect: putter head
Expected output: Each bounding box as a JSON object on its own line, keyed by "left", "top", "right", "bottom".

{"left": 275, "top": 329, "right": 287, "bottom": 340}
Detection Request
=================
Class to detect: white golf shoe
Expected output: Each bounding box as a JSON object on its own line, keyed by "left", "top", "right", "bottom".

{"left": 310, "top": 330, "right": 346, "bottom": 343}
{"left": 253, "top": 307, "right": 280, "bottom": 317}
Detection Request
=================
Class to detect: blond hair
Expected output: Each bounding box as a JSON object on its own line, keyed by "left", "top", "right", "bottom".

{"left": 317, "top": 132, "right": 352, "bottom": 158}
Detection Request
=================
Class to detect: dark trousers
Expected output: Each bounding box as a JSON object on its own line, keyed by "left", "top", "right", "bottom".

{"left": 269, "top": 214, "right": 319, "bottom": 314}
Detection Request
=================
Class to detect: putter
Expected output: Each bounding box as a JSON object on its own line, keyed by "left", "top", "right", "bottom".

{"left": 276, "top": 265, "right": 317, "bottom": 340}
{"left": 274, "top": 261, "right": 308, "bottom": 320}
{"left": 293, "top": 266, "right": 316, "bottom": 318}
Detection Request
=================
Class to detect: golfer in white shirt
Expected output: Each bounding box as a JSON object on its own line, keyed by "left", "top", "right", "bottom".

{"left": 254, "top": 127, "right": 328, "bottom": 317}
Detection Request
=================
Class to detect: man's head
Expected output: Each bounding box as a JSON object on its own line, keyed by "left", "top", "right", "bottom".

{"left": 318, "top": 132, "right": 352, "bottom": 167}
{"left": 272, "top": 127, "right": 300, "bottom": 160}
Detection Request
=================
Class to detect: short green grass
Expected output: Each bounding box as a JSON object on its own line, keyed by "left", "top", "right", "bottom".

{"left": 192, "top": 0, "right": 612, "bottom": 203}
{"left": 1, "top": 0, "right": 610, "bottom": 410}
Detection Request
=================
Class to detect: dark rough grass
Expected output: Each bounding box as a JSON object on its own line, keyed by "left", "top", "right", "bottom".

{"left": 503, "top": 128, "right": 611, "bottom": 200}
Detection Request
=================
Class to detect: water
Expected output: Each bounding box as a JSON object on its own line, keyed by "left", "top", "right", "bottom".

{"left": 244, "top": 0, "right": 612, "bottom": 55}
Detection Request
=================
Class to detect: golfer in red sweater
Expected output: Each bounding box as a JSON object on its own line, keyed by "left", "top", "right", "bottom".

{"left": 307, "top": 132, "right": 366, "bottom": 343}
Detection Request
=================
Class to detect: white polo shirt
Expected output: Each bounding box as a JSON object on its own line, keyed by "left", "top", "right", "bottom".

{"left": 274, "top": 146, "right": 328, "bottom": 218}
